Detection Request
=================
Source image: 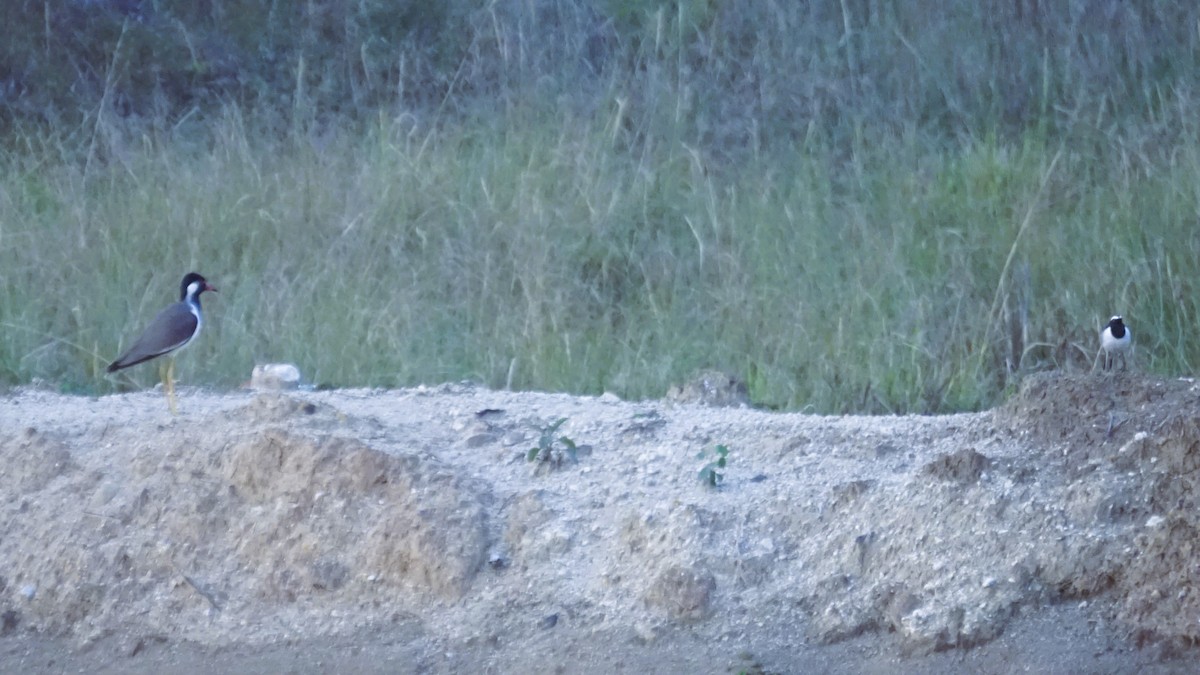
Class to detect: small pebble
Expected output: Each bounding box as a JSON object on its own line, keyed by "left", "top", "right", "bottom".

{"left": 465, "top": 433, "right": 496, "bottom": 448}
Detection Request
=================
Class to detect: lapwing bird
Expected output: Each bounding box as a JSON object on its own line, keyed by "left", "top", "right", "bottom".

{"left": 108, "top": 272, "right": 217, "bottom": 413}
{"left": 1096, "top": 315, "right": 1131, "bottom": 372}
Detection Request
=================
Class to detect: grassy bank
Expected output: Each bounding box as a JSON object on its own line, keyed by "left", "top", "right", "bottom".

{"left": 2, "top": 2, "right": 1199, "bottom": 412}
{"left": 3, "top": 103, "right": 1199, "bottom": 413}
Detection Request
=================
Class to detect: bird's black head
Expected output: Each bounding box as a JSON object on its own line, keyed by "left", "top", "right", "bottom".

{"left": 1106, "top": 315, "right": 1126, "bottom": 338}
{"left": 179, "top": 272, "right": 218, "bottom": 302}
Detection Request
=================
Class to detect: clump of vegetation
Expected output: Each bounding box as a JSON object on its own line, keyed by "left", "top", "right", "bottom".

{"left": 3, "top": 2, "right": 1200, "bottom": 413}
{"left": 697, "top": 444, "right": 730, "bottom": 488}
{"left": 526, "top": 418, "right": 578, "bottom": 471}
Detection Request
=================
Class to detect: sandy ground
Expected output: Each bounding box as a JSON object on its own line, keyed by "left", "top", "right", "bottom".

{"left": 1, "top": 373, "right": 1199, "bottom": 673}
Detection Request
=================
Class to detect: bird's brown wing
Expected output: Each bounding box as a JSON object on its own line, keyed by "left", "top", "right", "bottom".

{"left": 107, "top": 302, "right": 198, "bottom": 372}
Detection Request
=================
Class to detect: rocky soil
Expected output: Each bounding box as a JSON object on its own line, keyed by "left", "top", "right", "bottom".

{"left": 1, "top": 372, "right": 1199, "bottom": 673}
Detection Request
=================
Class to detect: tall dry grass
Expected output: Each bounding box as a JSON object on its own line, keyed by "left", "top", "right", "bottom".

{"left": 1, "top": 1, "right": 1199, "bottom": 412}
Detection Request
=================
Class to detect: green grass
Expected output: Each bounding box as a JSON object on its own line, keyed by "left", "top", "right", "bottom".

{"left": 2, "top": 3, "right": 1200, "bottom": 412}
{"left": 3, "top": 106, "right": 1200, "bottom": 412}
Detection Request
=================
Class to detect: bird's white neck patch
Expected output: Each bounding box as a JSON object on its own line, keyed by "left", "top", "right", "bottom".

{"left": 185, "top": 281, "right": 205, "bottom": 337}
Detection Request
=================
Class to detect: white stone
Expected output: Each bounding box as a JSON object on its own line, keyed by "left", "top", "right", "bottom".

{"left": 251, "top": 363, "right": 302, "bottom": 390}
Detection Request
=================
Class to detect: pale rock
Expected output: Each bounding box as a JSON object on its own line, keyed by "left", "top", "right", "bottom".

{"left": 251, "top": 363, "right": 302, "bottom": 390}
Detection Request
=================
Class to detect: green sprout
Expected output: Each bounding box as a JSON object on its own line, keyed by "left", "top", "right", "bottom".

{"left": 697, "top": 444, "right": 730, "bottom": 487}
{"left": 526, "top": 417, "right": 578, "bottom": 470}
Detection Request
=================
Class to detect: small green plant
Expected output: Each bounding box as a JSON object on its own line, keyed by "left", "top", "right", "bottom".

{"left": 526, "top": 417, "right": 578, "bottom": 470}
{"left": 697, "top": 444, "right": 730, "bottom": 487}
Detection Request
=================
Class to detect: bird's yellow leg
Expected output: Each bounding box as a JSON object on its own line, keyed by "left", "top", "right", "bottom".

{"left": 163, "top": 358, "right": 178, "bottom": 414}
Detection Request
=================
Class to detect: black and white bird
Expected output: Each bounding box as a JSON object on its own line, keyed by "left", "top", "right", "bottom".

{"left": 108, "top": 272, "right": 217, "bottom": 412}
{"left": 1098, "top": 315, "right": 1131, "bottom": 371}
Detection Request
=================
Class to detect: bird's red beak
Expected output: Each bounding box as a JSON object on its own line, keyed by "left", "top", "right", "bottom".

{"left": 207, "top": 283, "right": 219, "bottom": 293}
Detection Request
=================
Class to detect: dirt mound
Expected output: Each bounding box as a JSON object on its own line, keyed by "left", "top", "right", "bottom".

{"left": 222, "top": 429, "right": 487, "bottom": 599}
{"left": 665, "top": 370, "right": 751, "bottom": 407}
{"left": 227, "top": 393, "right": 327, "bottom": 424}
{"left": 921, "top": 448, "right": 991, "bottom": 484}
{"left": 0, "top": 405, "right": 488, "bottom": 643}
{"left": 998, "top": 372, "right": 1196, "bottom": 466}
{"left": 1116, "top": 412, "right": 1200, "bottom": 646}
{"left": 643, "top": 564, "right": 717, "bottom": 622}
{"left": 0, "top": 427, "right": 75, "bottom": 493}
{"left": 1000, "top": 372, "right": 1200, "bottom": 645}
{"left": 3, "top": 382, "right": 1200, "bottom": 672}
{"left": 1122, "top": 516, "right": 1200, "bottom": 648}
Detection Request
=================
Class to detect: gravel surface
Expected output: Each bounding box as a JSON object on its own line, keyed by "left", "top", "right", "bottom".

{"left": 1, "top": 372, "right": 1198, "bottom": 673}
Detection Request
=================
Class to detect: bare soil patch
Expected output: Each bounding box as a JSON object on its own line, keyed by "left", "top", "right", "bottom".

{"left": 1, "top": 373, "right": 1198, "bottom": 672}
